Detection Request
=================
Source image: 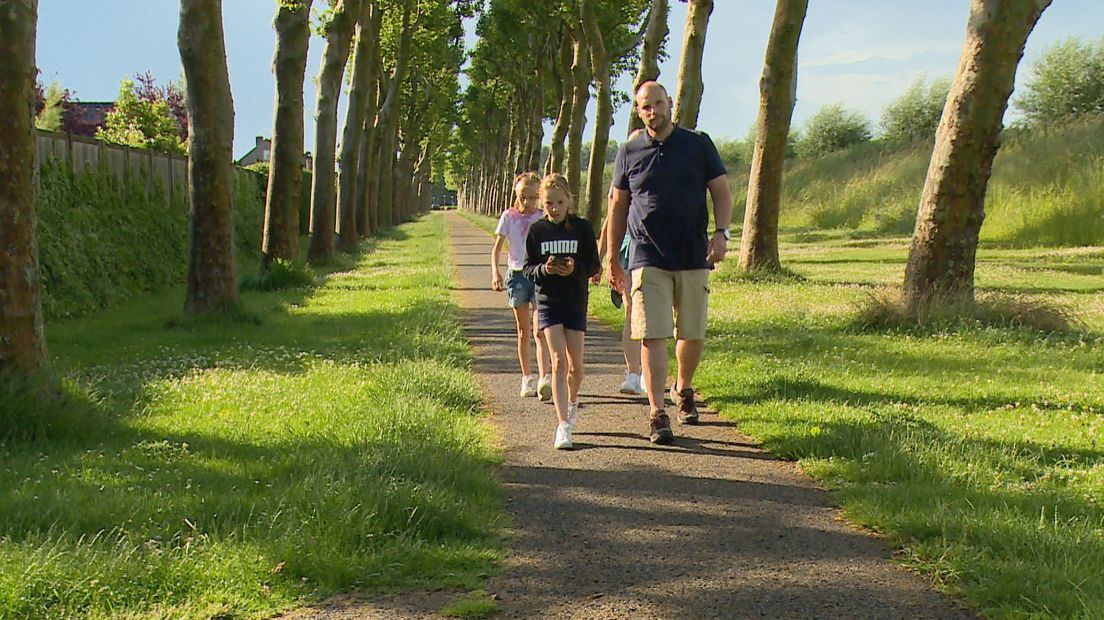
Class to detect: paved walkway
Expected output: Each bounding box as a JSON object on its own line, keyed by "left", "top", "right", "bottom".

{"left": 283, "top": 212, "right": 974, "bottom": 619}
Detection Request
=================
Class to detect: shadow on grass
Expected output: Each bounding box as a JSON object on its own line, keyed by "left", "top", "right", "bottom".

{"left": 703, "top": 375, "right": 1104, "bottom": 617}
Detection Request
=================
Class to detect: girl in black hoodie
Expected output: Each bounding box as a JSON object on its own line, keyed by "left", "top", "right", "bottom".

{"left": 523, "top": 173, "right": 600, "bottom": 450}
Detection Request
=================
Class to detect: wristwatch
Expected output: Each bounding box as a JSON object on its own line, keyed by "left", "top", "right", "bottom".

{"left": 714, "top": 228, "right": 731, "bottom": 241}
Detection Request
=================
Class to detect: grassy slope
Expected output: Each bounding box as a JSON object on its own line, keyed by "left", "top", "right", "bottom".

{"left": 0, "top": 215, "right": 503, "bottom": 619}
{"left": 727, "top": 115, "right": 1104, "bottom": 247}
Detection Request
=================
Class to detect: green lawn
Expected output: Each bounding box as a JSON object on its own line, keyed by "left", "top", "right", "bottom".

{"left": 0, "top": 215, "right": 504, "bottom": 619}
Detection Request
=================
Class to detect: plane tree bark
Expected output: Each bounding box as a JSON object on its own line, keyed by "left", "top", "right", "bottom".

{"left": 738, "top": 0, "right": 807, "bottom": 273}
{"left": 581, "top": 0, "right": 611, "bottom": 225}
{"left": 903, "top": 0, "right": 1053, "bottom": 312}
{"left": 261, "top": 0, "right": 313, "bottom": 271}
{"left": 629, "top": 0, "right": 669, "bottom": 134}
{"left": 179, "top": 0, "right": 240, "bottom": 313}
{"left": 306, "top": 0, "right": 361, "bottom": 263}
{"left": 0, "top": 0, "right": 50, "bottom": 378}
{"left": 673, "top": 0, "right": 712, "bottom": 128}
{"left": 337, "top": 0, "right": 377, "bottom": 252}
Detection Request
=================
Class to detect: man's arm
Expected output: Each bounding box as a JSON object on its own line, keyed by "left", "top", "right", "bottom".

{"left": 706, "top": 174, "right": 733, "bottom": 263}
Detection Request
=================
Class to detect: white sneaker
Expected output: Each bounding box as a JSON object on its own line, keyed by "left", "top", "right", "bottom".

{"left": 537, "top": 375, "right": 553, "bottom": 402}
{"left": 566, "top": 401, "right": 579, "bottom": 429}
{"left": 554, "top": 422, "right": 573, "bottom": 450}
{"left": 620, "top": 372, "right": 646, "bottom": 396}
{"left": 521, "top": 374, "right": 538, "bottom": 398}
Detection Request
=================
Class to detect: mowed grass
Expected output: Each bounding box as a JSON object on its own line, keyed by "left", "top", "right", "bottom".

{"left": 0, "top": 215, "right": 503, "bottom": 619}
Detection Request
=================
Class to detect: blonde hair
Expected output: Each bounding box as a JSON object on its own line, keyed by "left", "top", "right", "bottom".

{"left": 511, "top": 171, "right": 540, "bottom": 212}
{"left": 540, "top": 173, "right": 576, "bottom": 228}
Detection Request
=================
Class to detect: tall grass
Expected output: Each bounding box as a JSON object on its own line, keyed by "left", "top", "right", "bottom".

{"left": 727, "top": 115, "right": 1104, "bottom": 246}
{"left": 0, "top": 216, "right": 503, "bottom": 619}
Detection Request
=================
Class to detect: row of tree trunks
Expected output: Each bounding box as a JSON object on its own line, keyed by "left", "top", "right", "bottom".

{"left": 673, "top": 0, "right": 712, "bottom": 129}
{"left": 739, "top": 0, "right": 807, "bottom": 273}
{"left": 336, "top": 0, "right": 377, "bottom": 252}
{"left": 565, "top": 22, "right": 591, "bottom": 200}
{"left": 179, "top": 0, "right": 239, "bottom": 313}
{"left": 902, "top": 0, "right": 1052, "bottom": 311}
{"left": 629, "top": 0, "right": 669, "bottom": 135}
{"left": 0, "top": 0, "right": 49, "bottom": 379}
{"left": 547, "top": 27, "right": 574, "bottom": 175}
{"left": 261, "top": 0, "right": 313, "bottom": 271}
{"left": 355, "top": 7, "right": 384, "bottom": 238}
{"left": 581, "top": 0, "right": 611, "bottom": 225}
{"left": 375, "top": 0, "right": 414, "bottom": 230}
{"left": 306, "top": 0, "right": 361, "bottom": 263}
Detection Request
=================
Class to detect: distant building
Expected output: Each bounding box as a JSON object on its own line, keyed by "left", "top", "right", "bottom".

{"left": 66, "top": 101, "right": 114, "bottom": 137}
{"left": 237, "top": 136, "right": 312, "bottom": 171}
{"left": 237, "top": 136, "right": 272, "bottom": 167}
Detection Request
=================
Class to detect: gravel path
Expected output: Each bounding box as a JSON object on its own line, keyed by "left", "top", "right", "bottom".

{"left": 280, "top": 213, "right": 975, "bottom": 619}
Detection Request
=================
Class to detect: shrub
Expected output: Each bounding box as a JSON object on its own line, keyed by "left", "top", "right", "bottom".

{"left": 852, "top": 287, "right": 1083, "bottom": 334}
{"left": 36, "top": 159, "right": 264, "bottom": 319}
{"left": 796, "top": 104, "right": 872, "bottom": 158}
{"left": 880, "top": 77, "right": 951, "bottom": 143}
{"left": 240, "top": 259, "right": 315, "bottom": 292}
{"left": 1014, "top": 36, "right": 1104, "bottom": 126}
{"left": 98, "top": 77, "right": 186, "bottom": 154}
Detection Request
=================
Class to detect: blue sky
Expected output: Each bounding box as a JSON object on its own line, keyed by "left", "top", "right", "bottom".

{"left": 36, "top": 1, "right": 1104, "bottom": 158}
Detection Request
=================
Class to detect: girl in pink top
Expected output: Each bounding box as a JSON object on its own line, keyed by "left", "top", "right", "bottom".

{"left": 491, "top": 172, "right": 551, "bottom": 399}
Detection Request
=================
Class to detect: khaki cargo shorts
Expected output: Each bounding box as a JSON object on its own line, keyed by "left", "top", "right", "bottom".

{"left": 629, "top": 267, "right": 709, "bottom": 341}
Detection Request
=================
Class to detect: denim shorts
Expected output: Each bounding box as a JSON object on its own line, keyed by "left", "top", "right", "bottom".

{"left": 538, "top": 306, "right": 588, "bottom": 332}
{"left": 505, "top": 270, "right": 536, "bottom": 308}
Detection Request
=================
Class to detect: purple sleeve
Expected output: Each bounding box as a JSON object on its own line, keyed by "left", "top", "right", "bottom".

{"left": 494, "top": 211, "right": 510, "bottom": 236}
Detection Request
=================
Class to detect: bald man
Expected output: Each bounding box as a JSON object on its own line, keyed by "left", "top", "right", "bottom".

{"left": 606, "top": 81, "right": 733, "bottom": 445}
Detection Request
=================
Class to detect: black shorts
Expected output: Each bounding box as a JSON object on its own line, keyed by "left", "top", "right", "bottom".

{"left": 537, "top": 306, "right": 587, "bottom": 332}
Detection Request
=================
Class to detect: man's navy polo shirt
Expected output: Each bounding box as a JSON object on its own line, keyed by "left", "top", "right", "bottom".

{"left": 612, "top": 126, "right": 726, "bottom": 271}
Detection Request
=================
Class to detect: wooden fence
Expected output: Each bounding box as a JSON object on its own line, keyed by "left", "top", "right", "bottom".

{"left": 35, "top": 129, "right": 190, "bottom": 207}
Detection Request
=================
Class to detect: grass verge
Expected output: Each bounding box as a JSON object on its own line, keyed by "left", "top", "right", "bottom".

{"left": 0, "top": 215, "right": 503, "bottom": 619}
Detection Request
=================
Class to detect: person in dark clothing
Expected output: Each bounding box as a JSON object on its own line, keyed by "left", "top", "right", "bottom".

{"left": 523, "top": 173, "right": 600, "bottom": 450}
{"left": 607, "top": 80, "right": 734, "bottom": 445}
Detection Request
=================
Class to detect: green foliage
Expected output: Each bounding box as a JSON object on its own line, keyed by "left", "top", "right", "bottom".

{"left": 1015, "top": 36, "right": 1104, "bottom": 126}
{"left": 1, "top": 216, "right": 503, "bottom": 618}
{"left": 796, "top": 103, "right": 872, "bottom": 159}
{"left": 240, "top": 259, "right": 315, "bottom": 292}
{"left": 36, "top": 159, "right": 264, "bottom": 319}
{"left": 34, "top": 82, "right": 65, "bottom": 132}
{"left": 98, "top": 78, "right": 186, "bottom": 155}
{"left": 880, "top": 76, "right": 951, "bottom": 143}
{"left": 714, "top": 137, "right": 753, "bottom": 171}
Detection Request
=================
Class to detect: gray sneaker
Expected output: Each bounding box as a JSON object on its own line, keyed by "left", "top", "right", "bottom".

{"left": 672, "top": 387, "right": 699, "bottom": 425}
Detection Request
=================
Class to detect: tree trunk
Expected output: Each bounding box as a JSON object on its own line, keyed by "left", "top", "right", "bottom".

{"left": 261, "top": 0, "right": 312, "bottom": 271}
{"left": 566, "top": 23, "right": 591, "bottom": 201}
{"left": 903, "top": 0, "right": 1052, "bottom": 312}
{"left": 306, "top": 0, "right": 360, "bottom": 263}
{"left": 356, "top": 11, "right": 382, "bottom": 237}
{"left": 0, "top": 0, "right": 49, "bottom": 377}
{"left": 374, "top": 0, "right": 413, "bottom": 228}
{"left": 673, "top": 0, "right": 713, "bottom": 129}
{"left": 629, "top": 0, "right": 669, "bottom": 135}
{"left": 581, "top": 0, "right": 611, "bottom": 225}
{"left": 364, "top": 69, "right": 387, "bottom": 233}
{"left": 179, "top": 0, "right": 239, "bottom": 313}
{"left": 738, "top": 0, "right": 807, "bottom": 273}
{"left": 336, "top": 1, "right": 376, "bottom": 253}
{"left": 548, "top": 28, "right": 574, "bottom": 174}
